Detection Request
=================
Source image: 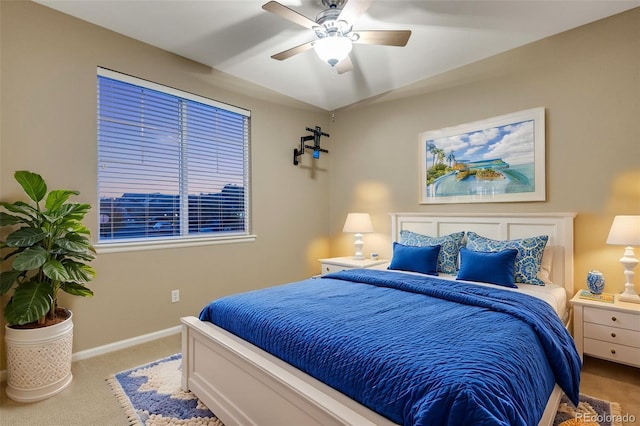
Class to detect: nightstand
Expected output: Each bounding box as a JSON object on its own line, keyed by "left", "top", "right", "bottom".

{"left": 318, "top": 257, "right": 388, "bottom": 276}
{"left": 570, "top": 293, "right": 640, "bottom": 368}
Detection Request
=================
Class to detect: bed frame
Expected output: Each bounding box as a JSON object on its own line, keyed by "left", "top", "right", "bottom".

{"left": 181, "top": 212, "right": 576, "bottom": 426}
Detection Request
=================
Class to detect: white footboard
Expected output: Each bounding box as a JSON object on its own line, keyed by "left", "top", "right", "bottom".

{"left": 181, "top": 316, "right": 396, "bottom": 426}
{"left": 181, "top": 316, "right": 562, "bottom": 426}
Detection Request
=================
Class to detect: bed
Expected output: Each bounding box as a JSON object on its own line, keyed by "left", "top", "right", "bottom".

{"left": 181, "top": 212, "right": 579, "bottom": 426}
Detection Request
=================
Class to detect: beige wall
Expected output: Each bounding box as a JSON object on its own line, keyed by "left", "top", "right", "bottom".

{"left": 0, "top": 1, "right": 331, "bottom": 369}
{"left": 1, "top": 1, "right": 639, "bottom": 371}
{"left": 329, "top": 8, "right": 640, "bottom": 295}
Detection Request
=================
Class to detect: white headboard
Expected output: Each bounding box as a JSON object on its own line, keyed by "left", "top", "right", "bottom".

{"left": 390, "top": 213, "right": 576, "bottom": 294}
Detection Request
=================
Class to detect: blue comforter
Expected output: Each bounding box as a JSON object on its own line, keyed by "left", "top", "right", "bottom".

{"left": 199, "top": 269, "right": 581, "bottom": 425}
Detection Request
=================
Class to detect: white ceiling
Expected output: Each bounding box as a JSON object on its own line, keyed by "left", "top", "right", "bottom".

{"left": 35, "top": 0, "right": 639, "bottom": 111}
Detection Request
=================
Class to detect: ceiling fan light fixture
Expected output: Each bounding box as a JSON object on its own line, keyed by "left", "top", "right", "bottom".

{"left": 264, "top": 0, "right": 411, "bottom": 72}
{"left": 314, "top": 36, "right": 352, "bottom": 67}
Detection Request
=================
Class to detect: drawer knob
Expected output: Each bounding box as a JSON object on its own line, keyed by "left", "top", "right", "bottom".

{"left": 611, "top": 316, "right": 617, "bottom": 322}
{"left": 611, "top": 332, "right": 616, "bottom": 338}
{"left": 611, "top": 349, "right": 616, "bottom": 354}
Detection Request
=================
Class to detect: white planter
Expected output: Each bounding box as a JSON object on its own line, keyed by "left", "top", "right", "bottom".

{"left": 4, "top": 311, "right": 74, "bottom": 402}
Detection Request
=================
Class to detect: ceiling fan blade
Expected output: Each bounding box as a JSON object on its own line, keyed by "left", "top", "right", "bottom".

{"left": 337, "top": 0, "right": 373, "bottom": 24}
{"left": 353, "top": 30, "right": 412, "bottom": 47}
{"left": 335, "top": 56, "right": 354, "bottom": 74}
{"left": 271, "top": 40, "right": 315, "bottom": 61}
{"left": 262, "top": 1, "right": 317, "bottom": 30}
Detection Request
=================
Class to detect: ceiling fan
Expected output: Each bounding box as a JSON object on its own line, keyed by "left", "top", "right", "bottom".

{"left": 262, "top": 0, "right": 411, "bottom": 74}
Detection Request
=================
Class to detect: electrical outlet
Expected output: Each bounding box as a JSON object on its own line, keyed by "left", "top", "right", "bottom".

{"left": 171, "top": 289, "right": 180, "bottom": 303}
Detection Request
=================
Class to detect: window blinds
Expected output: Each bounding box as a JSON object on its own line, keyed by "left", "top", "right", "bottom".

{"left": 97, "top": 68, "right": 250, "bottom": 242}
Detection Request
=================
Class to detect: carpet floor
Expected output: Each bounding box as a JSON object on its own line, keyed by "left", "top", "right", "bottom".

{"left": 108, "top": 353, "right": 623, "bottom": 426}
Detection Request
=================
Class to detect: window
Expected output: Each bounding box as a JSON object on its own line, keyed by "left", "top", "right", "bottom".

{"left": 96, "top": 68, "right": 251, "bottom": 250}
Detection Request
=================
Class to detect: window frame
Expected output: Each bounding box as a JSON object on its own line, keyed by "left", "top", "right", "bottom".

{"left": 94, "top": 68, "right": 254, "bottom": 254}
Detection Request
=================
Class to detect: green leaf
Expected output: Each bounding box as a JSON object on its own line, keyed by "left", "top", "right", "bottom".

{"left": 65, "top": 223, "right": 91, "bottom": 235}
{"left": 64, "top": 251, "right": 96, "bottom": 262}
{"left": 61, "top": 282, "right": 93, "bottom": 297}
{"left": 3, "top": 281, "right": 52, "bottom": 325}
{"left": 0, "top": 270, "right": 24, "bottom": 295}
{"left": 55, "top": 233, "right": 91, "bottom": 253}
{"left": 0, "top": 201, "right": 38, "bottom": 221}
{"left": 63, "top": 203, "right": 92, "bottom": 221}
{"left": 63, "top": 261, "right": 96, "bottom": 283}
{"left": 44, "top": 189, "right": 79, "bottom": 212}
{"left": 12, "top": 246, "right": 48, "bottom": 271}
{"left": 14, "top": 171, "right": 47, "bottom": 204}
{"left": 0, "top": 212, "right": 23, "bottom": 226}
{"left": 5, "top": 227, "right": 47, "bottom": 247}
{"left": 43, "top": 259, "right": 70, "bottom": 282}
{"left": 44, "top": 203, "right": 90, "bottom": 225}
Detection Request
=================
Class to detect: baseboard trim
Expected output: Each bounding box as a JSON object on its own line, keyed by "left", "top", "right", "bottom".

{"left": 72, "top": 325, "right": 182, "bottom": 362}
{"left": 0, "top": 325, "right": 181, "bottom": 382}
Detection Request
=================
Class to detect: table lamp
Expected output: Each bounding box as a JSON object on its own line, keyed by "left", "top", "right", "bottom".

{"left": 343, "top": 213, "right": 373, "bottom": 260}
{"left": 606, "top": 215, "right": 640, "bottom": 303}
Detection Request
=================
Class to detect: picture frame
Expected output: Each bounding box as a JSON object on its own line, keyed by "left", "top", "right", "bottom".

{"left": 419, "top": 107, "right": 545, "bottom": 204}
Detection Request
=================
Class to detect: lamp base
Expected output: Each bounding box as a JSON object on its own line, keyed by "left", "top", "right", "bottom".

{"left": 352, "top": 233, "right": 365, "bottom": 260}
{"left": 616, "top": 247, "right": 639, "bottom": 303}
{"left": 619, "top": 291, "right": 640, "bottom": 304}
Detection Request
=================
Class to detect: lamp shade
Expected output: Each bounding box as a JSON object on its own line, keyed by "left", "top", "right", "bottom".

{"left": 314, "top": 36, "right": 352, "bottom": 67}
{"left": 606, "top": 215, "right": 640, "bottom": 246}
{"left": 343, "top": 213, "right": 373, "bottom": 234}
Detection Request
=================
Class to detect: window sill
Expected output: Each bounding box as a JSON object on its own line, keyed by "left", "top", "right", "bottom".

{"left": 94, "top": 234, "right": 257, "bottom": 254}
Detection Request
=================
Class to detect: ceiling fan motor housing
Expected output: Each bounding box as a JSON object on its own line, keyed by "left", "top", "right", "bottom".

{"left": 314, "top": 8, "right": 352, "bottom": 38}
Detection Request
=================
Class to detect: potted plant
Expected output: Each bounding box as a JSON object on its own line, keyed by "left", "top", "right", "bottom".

{"left": 0, "top": 170, "right": 96, "bottom": 402}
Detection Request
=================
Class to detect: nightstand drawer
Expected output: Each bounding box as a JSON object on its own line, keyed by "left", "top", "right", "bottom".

{"left": 584, "top": 338, "right": 640, "bottom": 367}
{"left": 321, "top": 263, "right": 349, "bottom": 275}
{"left": 583, "top": 306, "right": 640, "bottom": 331}
{"left": 584, "top": 323, "right": 640, "bottom": 348}
{"left": 319, "top": 257, "right": 388, "bottom": 276}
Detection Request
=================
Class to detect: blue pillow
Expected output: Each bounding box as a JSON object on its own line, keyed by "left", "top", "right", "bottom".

{"left": 399, "top": 230, "right": 465, "bottom": 274}
{"left": 465, "top": 232, "right": 549, "bottom": 286}
{"left": 388, "top": 242, "right": 441, "bottom": 276}
{"left": 456, "top": 247, "right": 518, "bottom": 288}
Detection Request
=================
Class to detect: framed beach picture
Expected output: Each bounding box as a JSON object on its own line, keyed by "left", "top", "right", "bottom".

{"left": 419, "top": 107, "right": 546, "bottom": 204}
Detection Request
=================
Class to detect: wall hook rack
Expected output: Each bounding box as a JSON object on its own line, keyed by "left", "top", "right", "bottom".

{"left": 293, "top": 125, "right": 329, "bottom": 166}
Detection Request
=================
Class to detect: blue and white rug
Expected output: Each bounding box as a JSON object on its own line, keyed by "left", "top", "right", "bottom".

{"left": 107, "top": 353, "right": 222, "bottom": 425}
{"left": 555, "top": 393, "right": 622, "bottom": 426}
{"left": 108, "top": 353, "right": 622, "bottom": 426}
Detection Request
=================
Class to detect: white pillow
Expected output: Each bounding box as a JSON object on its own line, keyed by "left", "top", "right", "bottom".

{"left": 538, "top": 248, "right": 553, "bottom": 284}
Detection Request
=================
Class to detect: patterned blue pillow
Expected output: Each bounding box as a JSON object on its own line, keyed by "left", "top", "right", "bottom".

{"left": 399, "top": 230, "right": 465, "bottom": 274}
{"left": 465, "top": 232, "right": 549, "bottom": 285}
